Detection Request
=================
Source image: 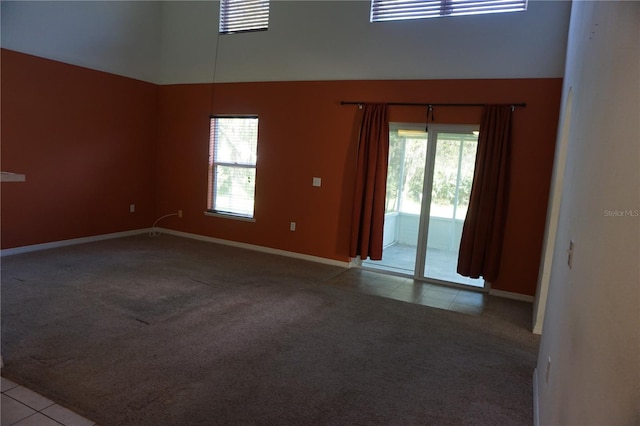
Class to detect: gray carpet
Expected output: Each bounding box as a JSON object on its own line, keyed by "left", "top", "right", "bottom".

{"left": 1, "top": 235, "right": 539, "bottom": 425}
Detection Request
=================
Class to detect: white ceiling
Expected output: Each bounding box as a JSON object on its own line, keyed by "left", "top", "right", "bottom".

{"left": 1, "top": 0, "right": 572, "bottom": 85}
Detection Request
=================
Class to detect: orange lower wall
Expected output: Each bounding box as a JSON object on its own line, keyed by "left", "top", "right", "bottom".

{"left": 1, "top": 49, "right": 158, "bottom": 248}
{"left": 157, "top": 78, "right": 562, "bottom": 296}
{"left": 1, "top": 49, "right": 561, "bottom": 296}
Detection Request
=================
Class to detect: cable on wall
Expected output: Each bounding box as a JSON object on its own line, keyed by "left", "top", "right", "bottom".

{"left": 149, "top": 212, "right": 181, "bottom": 237}
{"left": 210, "top": 15, "right": 222, "bottom": 116}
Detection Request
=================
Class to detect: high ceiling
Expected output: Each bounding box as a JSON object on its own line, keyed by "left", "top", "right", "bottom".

{"left": 1, "top": 0, "right": 572, "bottom": 85}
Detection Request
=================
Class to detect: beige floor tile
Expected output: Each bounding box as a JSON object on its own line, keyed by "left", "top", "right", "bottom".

{"left": 1, "top": 394, "right": 37, "bottom": 425}
{"left": 419, "top": 296, "right": 452, "bottom": 310}
{"left": 372, "top": 274, "right": 407, "bottom": 287}
{"left": 449, "top": 302, "right": 483, "bottom": 315}
{"left": 453, "top": 290, "right": 486, "bottom": 307}
{"left": 1, "top": 376, "right": 19, "bottom": 392}
{"left": 6, "top": 386, "right": 56, "bottom": 411}
{"left": 428, "top": 284, "right": 460, "bottom": 294}
{"left": 360, "top": 283, "right": 396, "bottom": 297}
{"left": 41, "top": 404, "right": 94, "bottom": 426}
{"left": 325, "top": 269, "right": 381, "bottom": 287}
{"left": 423, "top": 288, "right": 458, "bottom": 302}
{"left": 387, "top": 282, "right": 429, "bottom": 303}
{"left": 13, "top": 412, "right": 63, "bottom": 426}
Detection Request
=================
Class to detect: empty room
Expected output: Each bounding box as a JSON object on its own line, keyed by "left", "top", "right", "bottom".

{"left": 1, "top": 1, "right": 637, "bottom": 425}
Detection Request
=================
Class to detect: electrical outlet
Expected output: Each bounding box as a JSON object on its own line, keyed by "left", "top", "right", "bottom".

{"left": 290, "top": 222, "right": 296, "bottom": 231}
{"left": 178, "top": 210, "right": 183, "bottom": 218}
{"left": 129, "top": 204, "right": 135, "bottom": 213}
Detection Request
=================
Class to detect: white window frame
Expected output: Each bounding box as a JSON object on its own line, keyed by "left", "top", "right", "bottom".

{"left": 370, "top": 0, "right": 528, "bottom": 22}
{"left": 207, "top": 115, "right": 259, "bottom": 221}
{"left": 219, "top": 0, "right": 270, "bottom": 34}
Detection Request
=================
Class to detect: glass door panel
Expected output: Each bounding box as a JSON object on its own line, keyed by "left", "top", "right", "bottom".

{"left": 362, "top": 125, "right": 427, "bottom": 275}
{"left": 363, "top": 124, "right": 485, "bottom": 290}
{"left": 422, "top": 132, "right": 483, "bottom": 287}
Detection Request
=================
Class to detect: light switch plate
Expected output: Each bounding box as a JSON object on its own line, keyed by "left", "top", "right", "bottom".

{"left": 312, "top": 177, "right": 321, "bottom": 187}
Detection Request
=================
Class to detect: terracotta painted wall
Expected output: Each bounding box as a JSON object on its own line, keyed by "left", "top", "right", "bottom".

{"left": 1, "top": 48, "right": 561, "bottom": 296}
{"left": 156, "top": 78, "right": 562, "bottom": 296}
{"left": 1, "top": 49, "right": 158, "bottom": 248}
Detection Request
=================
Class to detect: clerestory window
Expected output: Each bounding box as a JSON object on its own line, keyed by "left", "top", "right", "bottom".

{"left": 219, "top": 0, "right": 270, "bottom": 34}
{"left": 370, "top": 0, "right": 527, "bottom": 22}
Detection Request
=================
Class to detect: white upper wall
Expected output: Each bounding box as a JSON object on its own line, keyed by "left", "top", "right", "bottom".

{"left": 1, "top": 1, "right": 162, "bottom": 83}
{"left": 1, "top": 0, "right": 571, "bottom": 85}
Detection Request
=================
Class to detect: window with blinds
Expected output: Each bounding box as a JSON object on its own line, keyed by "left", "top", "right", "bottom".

{"left": 219, "top": 0, "right": 270, "bottom": 34}
{"left": 208, "top": 116, "right": 259, "bottom": 219}
{"left": 370, "top": 0, "right": 527, "bottom": 22}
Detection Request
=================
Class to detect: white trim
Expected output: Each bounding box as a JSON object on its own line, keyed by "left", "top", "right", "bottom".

{"left": 489, "top": 288, "right": 535, "bottom": 302}
{"left": 0, "top": 229, "right": 152, "bottom": 257}
{"left": 203, "top": 210, "right": 256, "bottom": 222}
{"left": 158, "top": 228, "right": 351, "bottom": 268}
{"left": 533, "top": 87, "right": 573, "bottom": 337}
{"left": 533, "top": 368, "right": 540, "bottom": 426}
{"left": 533, "top": 323, "right": 544, "bottom": 335}
{"left": 1, "top": 226, "right": 351, "bottom": 268}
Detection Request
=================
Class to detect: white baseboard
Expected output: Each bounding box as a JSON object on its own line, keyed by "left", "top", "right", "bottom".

{"left": 533, "top": 368, "right": 540, "bottom": 426}
{"left": 489, "top": 288, "right": 535, "bottom": 302}
{"left": 0, "top": 229, "right": 152, "bottom": 257}
{"left": 1, "top": 227, "right": 352, "bottom": 269}
{"left": 157, "top": 228, "right": 352, "bottom": 268}
{"left": 1, "top": 229, "right": 536, "bottom": 300}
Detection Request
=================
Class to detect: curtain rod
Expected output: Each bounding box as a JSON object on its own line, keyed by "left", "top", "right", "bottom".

{"left": 340, "top": 101, "right": 526, "bottom": 108}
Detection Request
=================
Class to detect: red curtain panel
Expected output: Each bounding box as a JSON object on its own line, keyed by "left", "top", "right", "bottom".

{"left": 458, "top": 105, "right": 513, "bottom": 282}
{"left": 349, "top": 103, "right": 389, "bottom": 261}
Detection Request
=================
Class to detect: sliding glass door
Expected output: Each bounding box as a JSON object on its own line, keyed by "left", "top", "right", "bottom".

{"left": 363, "top": 124, "right": 484, "bottom": 289}
{"left": 418, "top": 129, "right": 483, "bottom": 286}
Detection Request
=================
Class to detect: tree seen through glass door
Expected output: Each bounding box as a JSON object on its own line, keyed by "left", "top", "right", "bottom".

{"left": 365, "top": 125, "right": 484, "bottom": 288}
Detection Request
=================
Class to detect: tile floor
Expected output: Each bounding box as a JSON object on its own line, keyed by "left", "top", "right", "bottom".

{"left": 1, "top": 377, "right": 96, "bottom": 426}
{"left": 363, "top": 243, "right": 485, "bottom": 287}
{"left": 324, "top": 268, "right": 487, "bottom": 315}
{"left": 1, "top": 267, "right": 485, "bottom": 425}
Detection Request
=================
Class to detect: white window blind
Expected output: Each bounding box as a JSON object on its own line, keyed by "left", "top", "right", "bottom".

{"left": 220, "top": 0, "right": 270, "bottom": 34}
{"left": 371, "top": 0, "right": 527, "bottom": 22}
{"left": 208, "top": 116, "right": 259, "bottom": 218}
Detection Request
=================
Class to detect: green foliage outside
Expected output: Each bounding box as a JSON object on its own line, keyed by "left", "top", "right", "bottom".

{"left": 212, "top": 118, "right": 258, "bottom": 215}
{"left": 386, "top": 130, "right": 477, "bottom": 219}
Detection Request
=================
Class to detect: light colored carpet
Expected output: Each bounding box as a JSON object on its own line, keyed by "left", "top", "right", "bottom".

{"left": 1, "top": 234, "right": 539, "bottom": 425}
